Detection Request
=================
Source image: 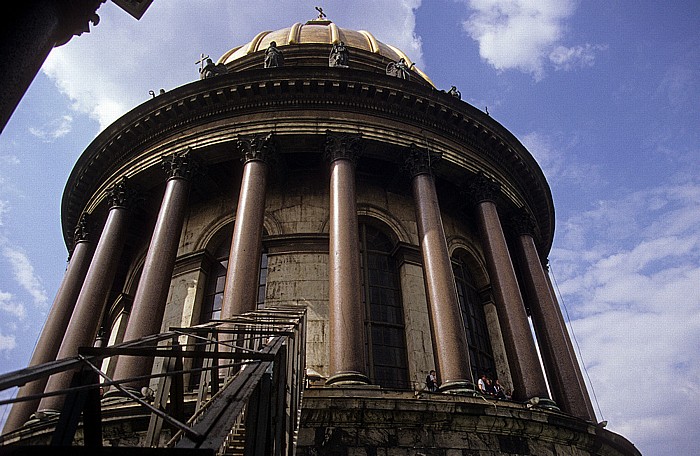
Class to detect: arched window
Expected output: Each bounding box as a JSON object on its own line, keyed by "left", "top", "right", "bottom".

{"left": 201, "top": 241, "right": 228, "bottom": 322}
{"left": 452, "top": 252, "right": 495, "bottom": 381}
{"left": 257, "top": 250, "right": 268, "bottom": 309}
{"left": 200, "top": 227, "right": 268, "bottom": 323}
{"left": 360, "top": 223, "right": 409, "bottom": 390}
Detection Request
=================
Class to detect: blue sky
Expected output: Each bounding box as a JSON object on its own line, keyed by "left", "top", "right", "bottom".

{"left": 0, "top": 1, "right": 698, "bottom": 453}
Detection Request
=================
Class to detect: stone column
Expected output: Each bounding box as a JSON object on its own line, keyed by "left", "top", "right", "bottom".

{"left": 406, "top": 145, "right": 474, "bottom": 392}
{"left": 480, "top": 291, "right": 514, "bottom": 392}
{"left": 39, "top": 177, "right": 137, "bottom": 412}
{"left": 111, "top": 150, "right": 199, "bottom": 390}
{"left": 220, "top": 134, "right": 274, "bottom": 319}
{"left": 511, "top": 209, "right": 595, "bottom": 420}
{"left": 465, "top": 172, "right": 549, "bottom": 402}
{"left": 544, "top": 264, "right": 596, "bottom": 419}
{"left": 324, "top": 131, "right": 369, "bottom": 385}
{"left": 3, "top": 214, "right": 96, "bottom": 432}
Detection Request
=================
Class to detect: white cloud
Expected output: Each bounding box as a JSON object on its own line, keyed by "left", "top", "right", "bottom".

{"left": 521, "top": 131, "right": 564, "bottom": 177}
{"left": 0, "top": 291, "right": 26, "bottom": 320}
{"left": 551, "top": 182, "right": 700, "bottom": 454}
{"left": 521, "top": 131, "right": 601, "bottom": 186}
{"left": 28, "top": 115, "right": 73, "bottom": 142}
{"left": 462, "top": 0, "right": 603, "bottom": 79}
{"left": 0, "top": 332, "right": 16, "bottom": 352}
{"left": 549, "top": 44, "right": 607, "bottom": 71}
{"left": 40, "top": 0, "right": 424, "bottom": 131}
{"left": 0, "top": 200, "right": 8, "bottom": 226}
{"left": 2, "top": 247, "right": 48, "bottom": 307}
{"left": 0, "top": 155, "right": 20, "bottom": 165}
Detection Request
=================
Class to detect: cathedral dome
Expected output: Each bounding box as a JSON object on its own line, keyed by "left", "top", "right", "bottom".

{"left": 217, "top": 17, "right": 435, "bottom": 86}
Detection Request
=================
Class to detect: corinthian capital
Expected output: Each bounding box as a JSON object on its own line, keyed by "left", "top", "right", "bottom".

{"left": 324, "top": 130, "right": 362, "bottom": 164}
{"left": 464, "top": 171, "right": 501, "bottom": 205}
{"left": 403, "top": 144, "right": 441, "bottom": 178}
{"left": 106, "top": 177, "right": 139, "bottom": 209}
{"left": 73, "top": 212, "right": 93, "bottom": 244}
{"left": 162, "top": 148, "right": 201, "bottom": 180}
{"left": 237, "top": 133, "right": 276, "bottom": 164}
{"left": 509, "top": 207, "right": 538, "bottom": 238}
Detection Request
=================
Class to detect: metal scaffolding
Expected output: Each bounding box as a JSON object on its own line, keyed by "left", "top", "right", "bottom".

{"left": 0, "top": 307, "right": 307, "bottom": 455}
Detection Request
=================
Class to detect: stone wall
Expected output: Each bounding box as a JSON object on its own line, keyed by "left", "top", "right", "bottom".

{"left": 297, "top": 388, "right": 641, "bottom": 456}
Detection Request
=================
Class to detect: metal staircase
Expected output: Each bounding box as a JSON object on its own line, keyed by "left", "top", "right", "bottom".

{"left": 0, "top": 307, "right": 307, "bottom": 455}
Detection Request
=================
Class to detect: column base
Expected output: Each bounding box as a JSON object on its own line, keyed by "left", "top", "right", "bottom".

{"left": 30, "top": 409, "right": 61, "bottom": 421}
{"left": 102, "top": 385, "right": 154, "bottom": 401}
{"left": 526, "top": 396, "right": 560, "bottom": 411}
{"left": 438, "top": 380, "right": 479, "bottom": 396}
{"left": 325, "top": 371, "right": 370, "bottom": 386}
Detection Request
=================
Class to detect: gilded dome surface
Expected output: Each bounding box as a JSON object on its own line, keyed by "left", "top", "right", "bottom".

{"left": 218, "top": 19, "right": 434, "bottom": 85}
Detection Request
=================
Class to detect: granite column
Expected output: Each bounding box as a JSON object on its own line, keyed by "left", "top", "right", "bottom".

{"left": 466, "top": 172, "right": 550, "bottom": 402}
{"left": 112, "top": 150, "right": 198, "bottom": 390}
{"left": 325, "top": 131, "right": 369, "bottom": 385}
{"left": 39, "top": 177, "right": 137, "bottom": 412}
{"left": 512, "top": 209, "right": 595, "bottom": 420}
{"left": 406, "top": 145, "right": 473, "bottom": 391}
{"left": 220, "top": 135, "right": 274, "bottom": 319}
{"left": 3, "top": 214, "right": 96, "bottom": 432}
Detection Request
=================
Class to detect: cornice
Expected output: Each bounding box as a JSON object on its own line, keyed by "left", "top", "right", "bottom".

{"left": 62, "top": 67, "right": 554, "bottom": 254}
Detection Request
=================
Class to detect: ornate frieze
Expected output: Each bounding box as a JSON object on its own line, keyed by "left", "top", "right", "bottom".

{"left": 403, "top": 144, "right": 441, "bottom": 178}
{"left": 106, "top": 177, "right": 139, "bottom": 209}
{"left": 62, "top": 71, "right": 553, "bottom": 257}
{"left": 161, "top": 148, "right": 201, "bottom": 180}
{"left": 324, "top": 131, "right": 363, "bottom": 164}
{"left": 236, "top": 133, "right": 277, "bottom": 164}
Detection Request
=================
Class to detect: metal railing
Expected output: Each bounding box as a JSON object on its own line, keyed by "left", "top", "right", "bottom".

{"left": 0, "top": 306, "right": 306, "bottom": 455}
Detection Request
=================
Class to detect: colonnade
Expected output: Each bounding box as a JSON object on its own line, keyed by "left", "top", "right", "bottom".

{"left": 3, "top": 133, "right": 594, "bottom": 433}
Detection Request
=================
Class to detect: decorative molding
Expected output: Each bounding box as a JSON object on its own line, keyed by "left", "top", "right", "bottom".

{"left": 236, "top": 133, "right": 277, "bottom": 164}
{"left": 477, "top": 285, "right": 496, "bottom": 306}
{"left": 464, "top": 171, "right": 501, "bottom": 205}
{"left": 106, "top": 176, "right": 139, "bottom": 209}
{"left": 324, "top": 130, "right": 362, "bottom": 164}
{"left": 393, "top": 242, "right": 422, "bottom": 267}
{"left": 172, "top": 249, "right": 215, "bottom": 278}
{"left": 62, "top": 71, "right": 554, "bottom": 257}
{"left": 403, "top": 143, "right": 441, "bottom": 178}
{"left": 508, "top": 207, "right": 538, "bottom": 238}
{"left": 161, "top": 147, "right": 201, "bottom": 180}
{"left": 73, "top": 212, "right": 93, "bottom": 244}
{"left": 264, "top": 233, "right": 329, "bottom": 255}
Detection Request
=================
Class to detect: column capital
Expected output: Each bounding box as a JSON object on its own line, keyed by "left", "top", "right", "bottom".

{"left": 463, "top": 171, "right": 501, "bottom": 205}
{"left": 324, "top": 130, "right": 362, "bottom": 164}
{"left": 403, "top": 144, "right": 441, "bottom": 178}
{"left": 73, "top": 212, "right": 93, "bottom": 244}
{"left": 237, "top": 133, "right": 276, "bottom": 164}
{"left": 508, "top": 208, "right": 547, "bottom": 256}
{"left": 106, "top": 177, "right": 140, "bottom": 210}
{"left": 509, "top": 207, "right": 537, "bottom": 237}
{"left": 162, "top": 148, "right": 201, "bottom": 180}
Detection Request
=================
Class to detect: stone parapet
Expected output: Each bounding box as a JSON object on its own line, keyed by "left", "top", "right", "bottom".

{"left": 297, "top": 388, "right": 641, "bottom": 456}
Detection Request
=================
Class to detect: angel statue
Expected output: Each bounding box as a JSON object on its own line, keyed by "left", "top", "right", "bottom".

{"left": 386, "top": 58, "right": 414, "bottom": 79}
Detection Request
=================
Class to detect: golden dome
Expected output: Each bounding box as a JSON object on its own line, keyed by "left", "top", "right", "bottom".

{"left": 217, "top": 19, "right": 434, "bottom": 86}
